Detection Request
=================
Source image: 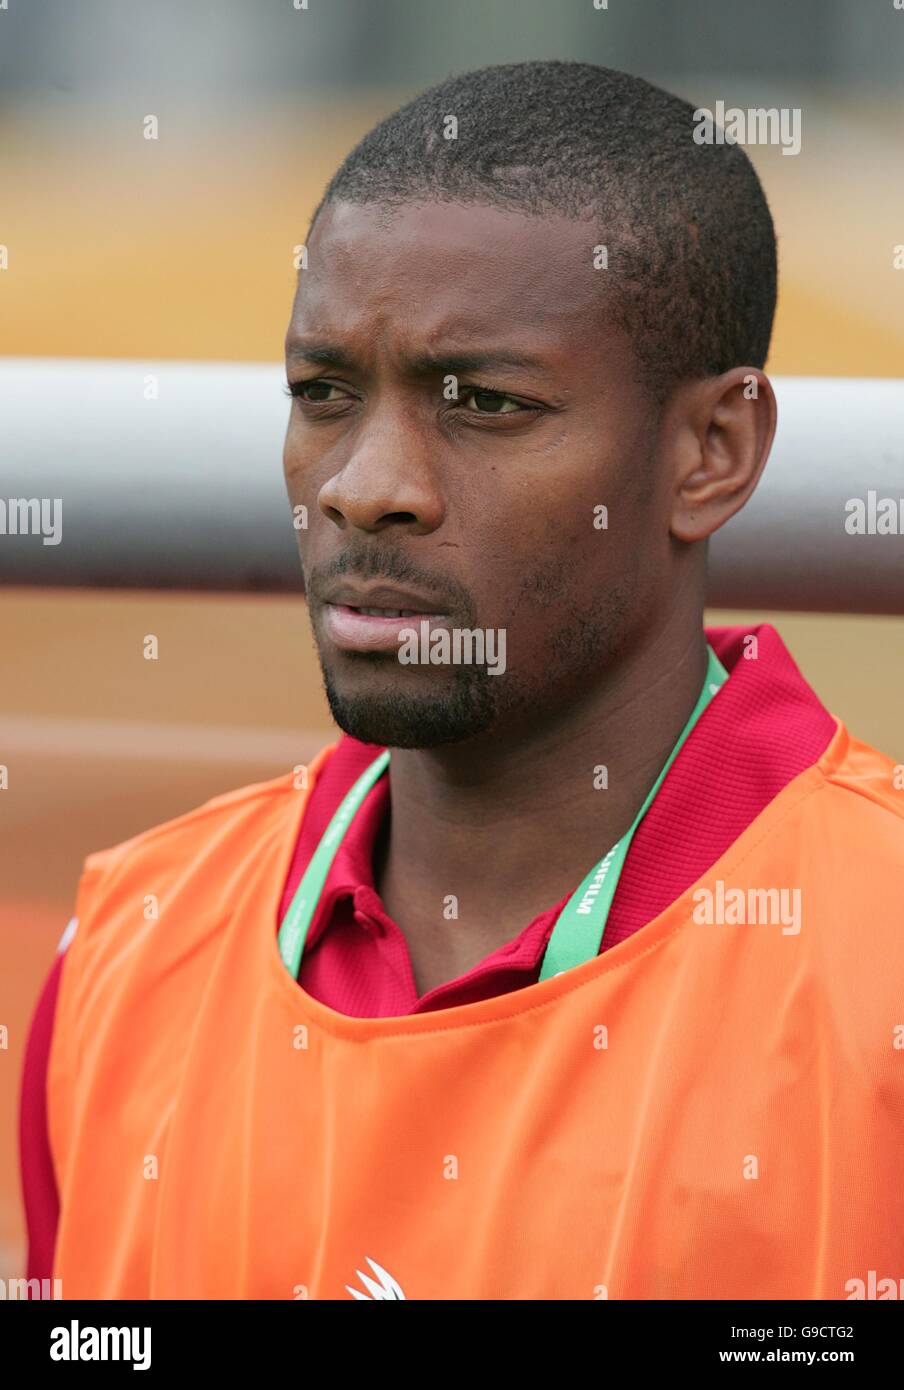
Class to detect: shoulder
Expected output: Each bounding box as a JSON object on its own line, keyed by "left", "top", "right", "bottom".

{"left": 63, "top": 744, "right": 340, "bottom": 964}
{"left": 80, "top": 743, "right": 339, "bottom": 889}
{"left": 817, "top": 725, "right": 904, "bottom": 847}
{"left": 50, "top": 743, "right": 339, "bottom": 1052}
{"left": 797, "top": 724, "right": 904, "bottom": 988}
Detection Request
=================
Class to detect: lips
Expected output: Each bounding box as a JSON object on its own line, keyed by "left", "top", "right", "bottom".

{"left": 319, "top": 583, "right": 451, "bottom": 654}
{"left": 323, "top": 604, "right": 449, "bottom": 652}
{"left": 322, "top": 582, "right": 447, "bottom": 614}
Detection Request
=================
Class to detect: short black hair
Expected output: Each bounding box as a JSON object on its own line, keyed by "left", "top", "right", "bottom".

{"left": 310, "top": 60, "right": 777, "bottom": 398}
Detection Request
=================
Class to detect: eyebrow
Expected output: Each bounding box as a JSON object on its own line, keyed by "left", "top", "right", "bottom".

{"left": 285, "top": 341, "right": 545, "bottom": 376}
{"left": 286, "top": 342, "right": 357, "bottom": 369}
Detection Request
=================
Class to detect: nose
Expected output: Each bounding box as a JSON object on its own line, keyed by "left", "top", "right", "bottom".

{"left": 317, "top": 407, "right": 445, "bottom": 537}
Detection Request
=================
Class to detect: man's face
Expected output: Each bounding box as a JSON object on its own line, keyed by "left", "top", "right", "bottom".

{"left": 284, "top": 198, "right": 673, "bottom": 749}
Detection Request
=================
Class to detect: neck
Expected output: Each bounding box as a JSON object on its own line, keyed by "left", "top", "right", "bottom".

{"left": 373, "top": 619, "right": 711, "bottom": 991}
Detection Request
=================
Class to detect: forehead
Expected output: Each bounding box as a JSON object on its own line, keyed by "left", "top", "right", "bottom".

{"left": 289, "top": 199, "right": 616, "bottom": 354}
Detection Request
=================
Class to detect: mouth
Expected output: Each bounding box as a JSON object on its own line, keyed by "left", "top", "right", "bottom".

{"left": 319, "top": 585, "right": 451, "bottom": 654}
{"left": 323, "top": 604, "right": 451, "bottom": 653}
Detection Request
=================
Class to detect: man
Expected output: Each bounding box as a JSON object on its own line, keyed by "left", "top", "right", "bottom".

{"left": 21, "top": 60, "right": 904, "bottom": 1300}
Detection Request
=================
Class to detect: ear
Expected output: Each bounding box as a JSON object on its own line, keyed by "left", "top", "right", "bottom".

{"left": 664, "top": 368, "right": 777, "bottom": 543}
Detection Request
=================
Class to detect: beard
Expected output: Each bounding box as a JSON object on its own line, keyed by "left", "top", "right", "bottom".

{"left": 320, "top": 654, "right": 503, "bottom": 749}
{"left": 314, "top": 578, "right": 636, "bottom": 751}
{"left": 303, "top": 528, "right": 644, "bottom": 752}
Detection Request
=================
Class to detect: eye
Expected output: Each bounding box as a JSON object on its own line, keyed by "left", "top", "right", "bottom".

{"left": 285, "top": 379, "right": 348, "bottom": 404}
{"left": 460, "top": 386, "right": 524, "bottom": 415}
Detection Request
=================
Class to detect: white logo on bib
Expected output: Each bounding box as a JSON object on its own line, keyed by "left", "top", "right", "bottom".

{"left": 346, "top": 1257, "right": 406, "bottom": 1301}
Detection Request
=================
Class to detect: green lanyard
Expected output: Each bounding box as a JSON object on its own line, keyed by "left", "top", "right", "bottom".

{"left": 278, "top": 645, "right": 728, "bottom": 986}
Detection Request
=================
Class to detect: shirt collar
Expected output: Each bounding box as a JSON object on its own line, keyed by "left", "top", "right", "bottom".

{"left": 282, "top": 622, "right": 838, "bottom": 963}
{"left": 279, "top": 740, "right": 389, "bottom": 952}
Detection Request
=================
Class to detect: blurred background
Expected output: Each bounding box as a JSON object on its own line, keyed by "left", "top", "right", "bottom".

{"left": 1, "top": 0, "right": 903, "bottom": 1279}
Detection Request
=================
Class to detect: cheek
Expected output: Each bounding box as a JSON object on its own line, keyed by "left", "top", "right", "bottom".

{"left": 282, "top": 429, "right": 306, "bottom": 493}
{"left": 495, "top": 456, "right": 659, "bottom": 636}
{"left": 283, "top": 409, "right": 328, "bottom": 486}
{"left": 453, "top": 462, "right": 604, "bottom": 621}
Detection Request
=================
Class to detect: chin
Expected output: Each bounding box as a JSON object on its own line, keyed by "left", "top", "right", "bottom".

{"left": 322, "top": 666, "right": 501, "bottom": 750}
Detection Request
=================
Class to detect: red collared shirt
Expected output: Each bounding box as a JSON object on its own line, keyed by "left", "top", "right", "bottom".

{"left": 20, "top": 622, "right": 838, "bottom": 1279}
